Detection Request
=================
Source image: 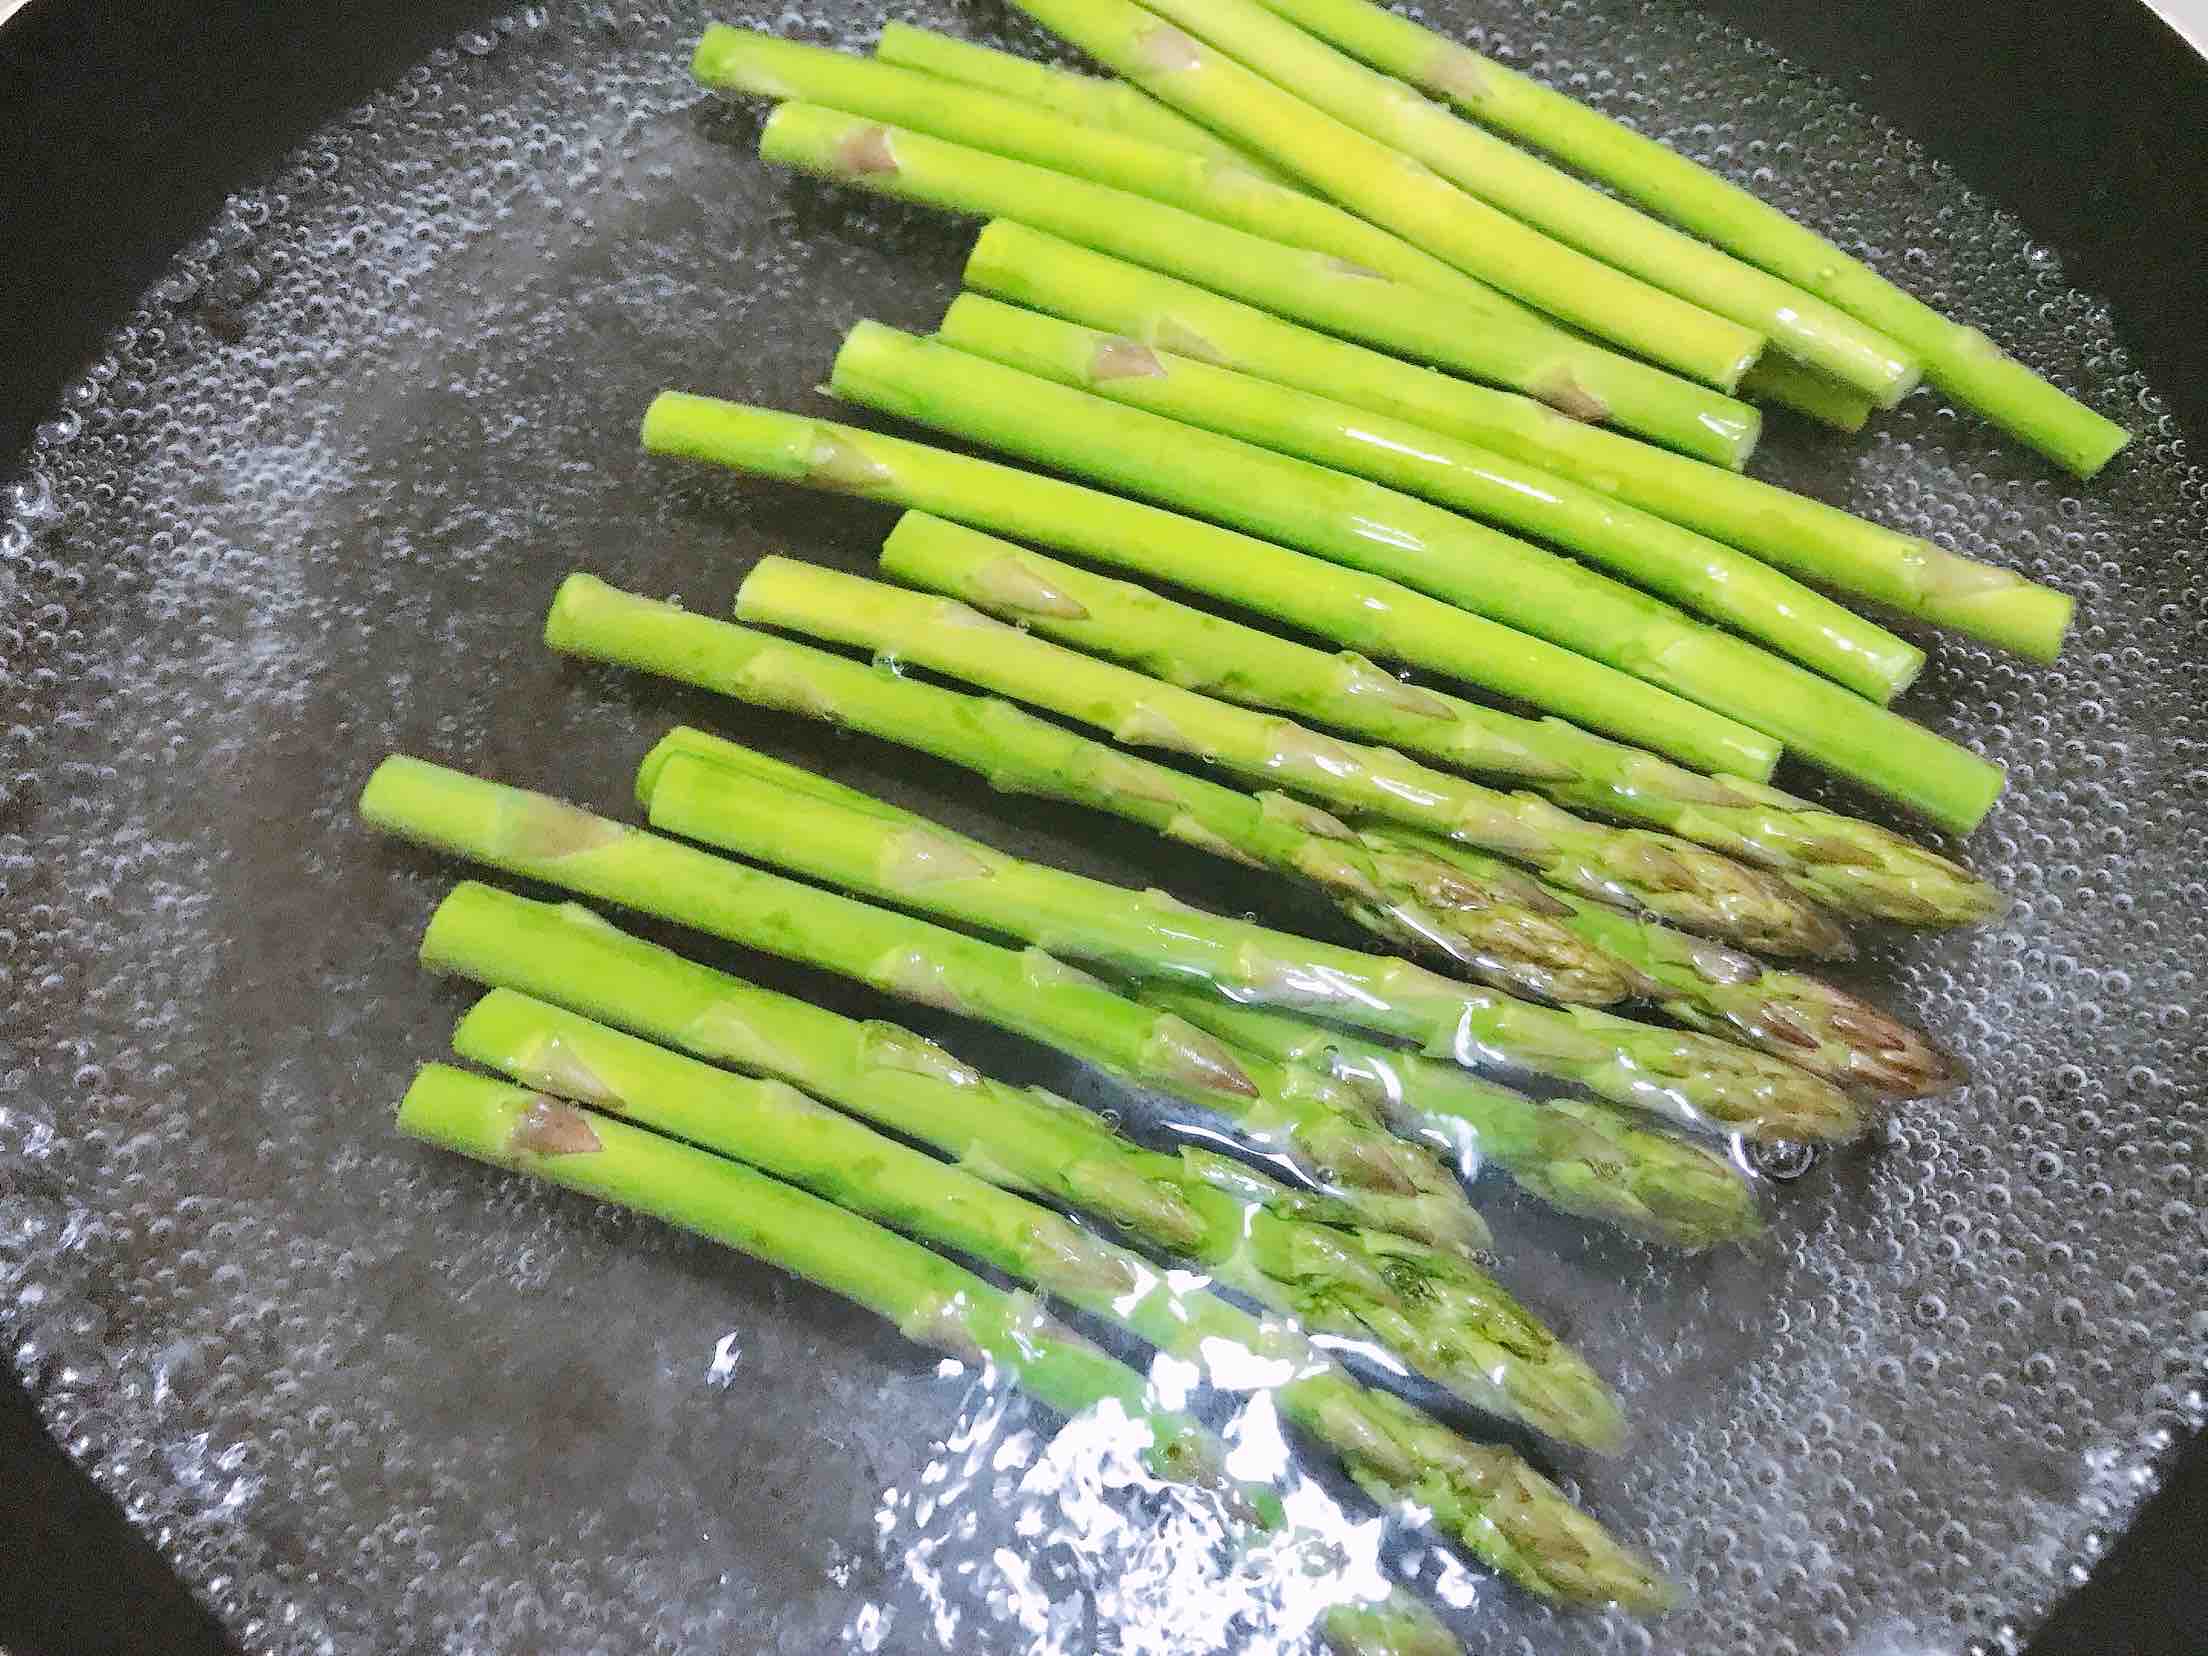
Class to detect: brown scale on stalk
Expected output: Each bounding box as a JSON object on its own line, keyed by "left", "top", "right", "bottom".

{"left": 506, "top": 1096, "right": 604, "bottom": 1158}
{"left": 1088, "top": 338, "right": 1166, "bottom": 383}
{"left": 494, "top": 795, "right": 629, "bottom": 862}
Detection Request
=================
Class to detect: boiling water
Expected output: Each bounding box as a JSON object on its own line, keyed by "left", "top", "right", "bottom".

{"left": 1, "top": 3, "right": 2203, "bottom": 1652}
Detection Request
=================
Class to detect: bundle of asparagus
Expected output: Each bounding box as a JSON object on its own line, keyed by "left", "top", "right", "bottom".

{"left": 861, "top": 26, "right": 1878, "bottom": 430}
{"left": 875, "top": 514, "right": 2007, "bottom": 929}
{"left": 726, "top": 555, "right": 1850, "bottom": 959}
{"left": 632, "top": 734, "right": 1863, "bottom": 1143}
{"left": 401, "top": 1053, "right": 1671, "bottom": 1621}
{"left": 1243, "top": 0, "right": 2131, "bottom": 474}
{"left": 355, "top": 6, "right": 2124, "bottom": 1639}
{"left": 398, "top": 1066, "right": 1471, "bottom": 1655}
{"left": 425, "top": 882, "right": 1759, "bottom": 1251}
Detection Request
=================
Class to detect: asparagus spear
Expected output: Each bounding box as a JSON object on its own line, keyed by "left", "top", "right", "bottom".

{"left": 425, "top": 882, "right": 1743, "bottom": 1250}
{"left": 1000, "top": 0, "right": 1764, "bottom": 393}
{"left": 965, "top": 222, "right": 2076, "bottom": 664}
{"left": 755, "top": 103, "right": 1761, "bottom": 468}
{"left": 736, "top": 555, "right": 1843, "bottom": 958}
{"left": 361, "top": 758, "right": 1481, "bottom": 1253}
{"left": 1133, "top": 0, "right": 1918, "bottom": 404}
{"left": 642, "top": 394, "right": 1778, "bottom": 780}
{"left": 638, "top": 741, "right": 1862, "bottom": 1142}
{"left": 457, "top": 987, "right": 1621, "bottom": 1448}
{"left": 698, "top": 26, "right": 1523, "bottom": 325}
{"left": 1138, "top": 989, "right": 1763, "bottom": 1252}
{"left": 399, "top": 1064, "right": 1472, "bottom": 1650}
{"left": 1355, "top": 826, "right": 1959, "bottom": 1096}
{"left": 870, "top": 21, "right": 1295, "bottom": 185}
{"left": 883, "top": 517, "right": 2007, "bottom": 927}
{"left": 403, "top": 1065, "right": 1670, "bottom": 1609}
{"left": 398, "top": 1064, "right": 1236, "bottom": 1483}
{"left": 1251, "top": 0, "right": 2131, "bottom": 476}
{"left": 546, "top": 576, "right": 1640, "bottom": 1007}
{"left": 835, "top": 320, "right": 2003, "bottom": 833}
{"left": 933, "top": 294, "right": 1921, "bottom": 703}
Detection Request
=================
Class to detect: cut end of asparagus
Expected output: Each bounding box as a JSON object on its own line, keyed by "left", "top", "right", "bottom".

{"left": 641, "top": 392, "right": 898, "bottom": 498}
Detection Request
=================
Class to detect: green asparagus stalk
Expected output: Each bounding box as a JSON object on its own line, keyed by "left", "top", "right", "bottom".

{"left": 698, "top": 26, "right": 1524, "bottom": 327}
{"left": 399, "top": 1063, "right": 1243, "bottom": 1485}
{"left": 642, "top": 393, "right": 1778, "bottom": 780}
{"left": 1251, "top": 0, "right": 2131, "bottom": 476}
{"left": 361, "top": 757, "right": 1479, "bottom": 1252}
{"left": 886, "top": 517, "right": 2006, "bottom": 928}
{"left": 403, "top": 1065, "right": 1669, "bottom": 1608}
{"left": 546, "top": 575, "right": 1641, "bottom": 1007}
{"left": 638, "top": 741, "right": 1862, "bottom": 1142}
{"left": 398, "top": 1065, "right": 1476, "bottom": 1650}
{"left": 422, "top": 881, "right": 1742, "bottom": 1250}
{"left": 737, "top": 553, "right": 1843, "bottom": 957}
{"left": 756, "top": 103, "right": 1760, "bottom": 467}
{"left": 1355, "top": 825, "right": 1959, "bottom": 1096}
{"left": 1133, "top": 0, "right": 1917, "bottom": 404}
{"left": 933, "top": 295, "right": 1921, "bottom": 703}
{"left": 1001, "top": 0, "right": 1764, "bottom": 393}
{"left": 456, "top": 986, "right": 1621, "bottom": 1448}
{"left": 965, "top": 222, "right": 2076, "bottom": 664}
{"left": 835, "top": 320, "right": 2002, "bottom": 832}
{"left": 1138, "top": 989, "right": 1763, "bottom": 1252}
{"left": 870, "top": 21, "right": 1297, "bottom": 185}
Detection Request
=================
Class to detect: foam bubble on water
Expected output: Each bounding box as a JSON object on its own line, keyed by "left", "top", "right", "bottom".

{"left": 2, "top": 0, "right": 2206, "bottom": 1652}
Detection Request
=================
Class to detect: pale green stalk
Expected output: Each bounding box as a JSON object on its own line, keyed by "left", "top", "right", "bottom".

{"left": 888, "top": 516, "right": 2005, "bottom": 928}
{"left": 1138, "top": 989, "right": 1763, "bottom": 1252}
{"left": 639, "top": 739, "right": 1863, "bottom": 1143}
{"left": 757, "top": 102, "right": 1760, "bottom": 467}
{"left": 870, "top": 21, "right": 1296, "bottom": 184}
{"left": 935, "top": 294, "right": 1920, "bottom": 702}
{"left": 1003, "top": 0, "right": 1766, "bottom": 393}
{"left": 1354, "top": 825, "right": 1960, "bottom": 1097}
{"left": 360, "top": 757, "right": 1479, "bottom": 1253}
{"left": 1134, "top": 0, "right": 1917, "bottom": 403}
{"left": 642, "top": 391, "right": 1780, "bottom": 780}
{"left": 546, "top": 575, "right": 1639, "bottom": 1007}
{"left": 402, "top": 1062, "right": 1667, "bottom": 1608}
{"left": 965, "top": 221, "right": 2076, "bottom": 664}
{"left": 695, "top": 25, "right": 1504, "bottom": 310}
{"left": 876, "top": 42, "right": 1862, "bottom": 435}
{"left": 1248, "top": 0, "right": 2131, "bottom": 476}
{"left": 737, "top": 553, "right": 1845, "bottom": 958}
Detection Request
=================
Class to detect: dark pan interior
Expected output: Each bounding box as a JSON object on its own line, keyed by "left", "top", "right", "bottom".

{"left": 2, "top": 2, "right": 2205, "bottom": 1653}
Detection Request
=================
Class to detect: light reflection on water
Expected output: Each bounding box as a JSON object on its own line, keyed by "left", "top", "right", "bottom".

{"left": 856, "top": 1356, "right": 1407, "bottom": 1655}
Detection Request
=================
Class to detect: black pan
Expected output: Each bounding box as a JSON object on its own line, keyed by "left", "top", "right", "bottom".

{"left": 2, "top": 2, "right": 2205, "bottom": 1652}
